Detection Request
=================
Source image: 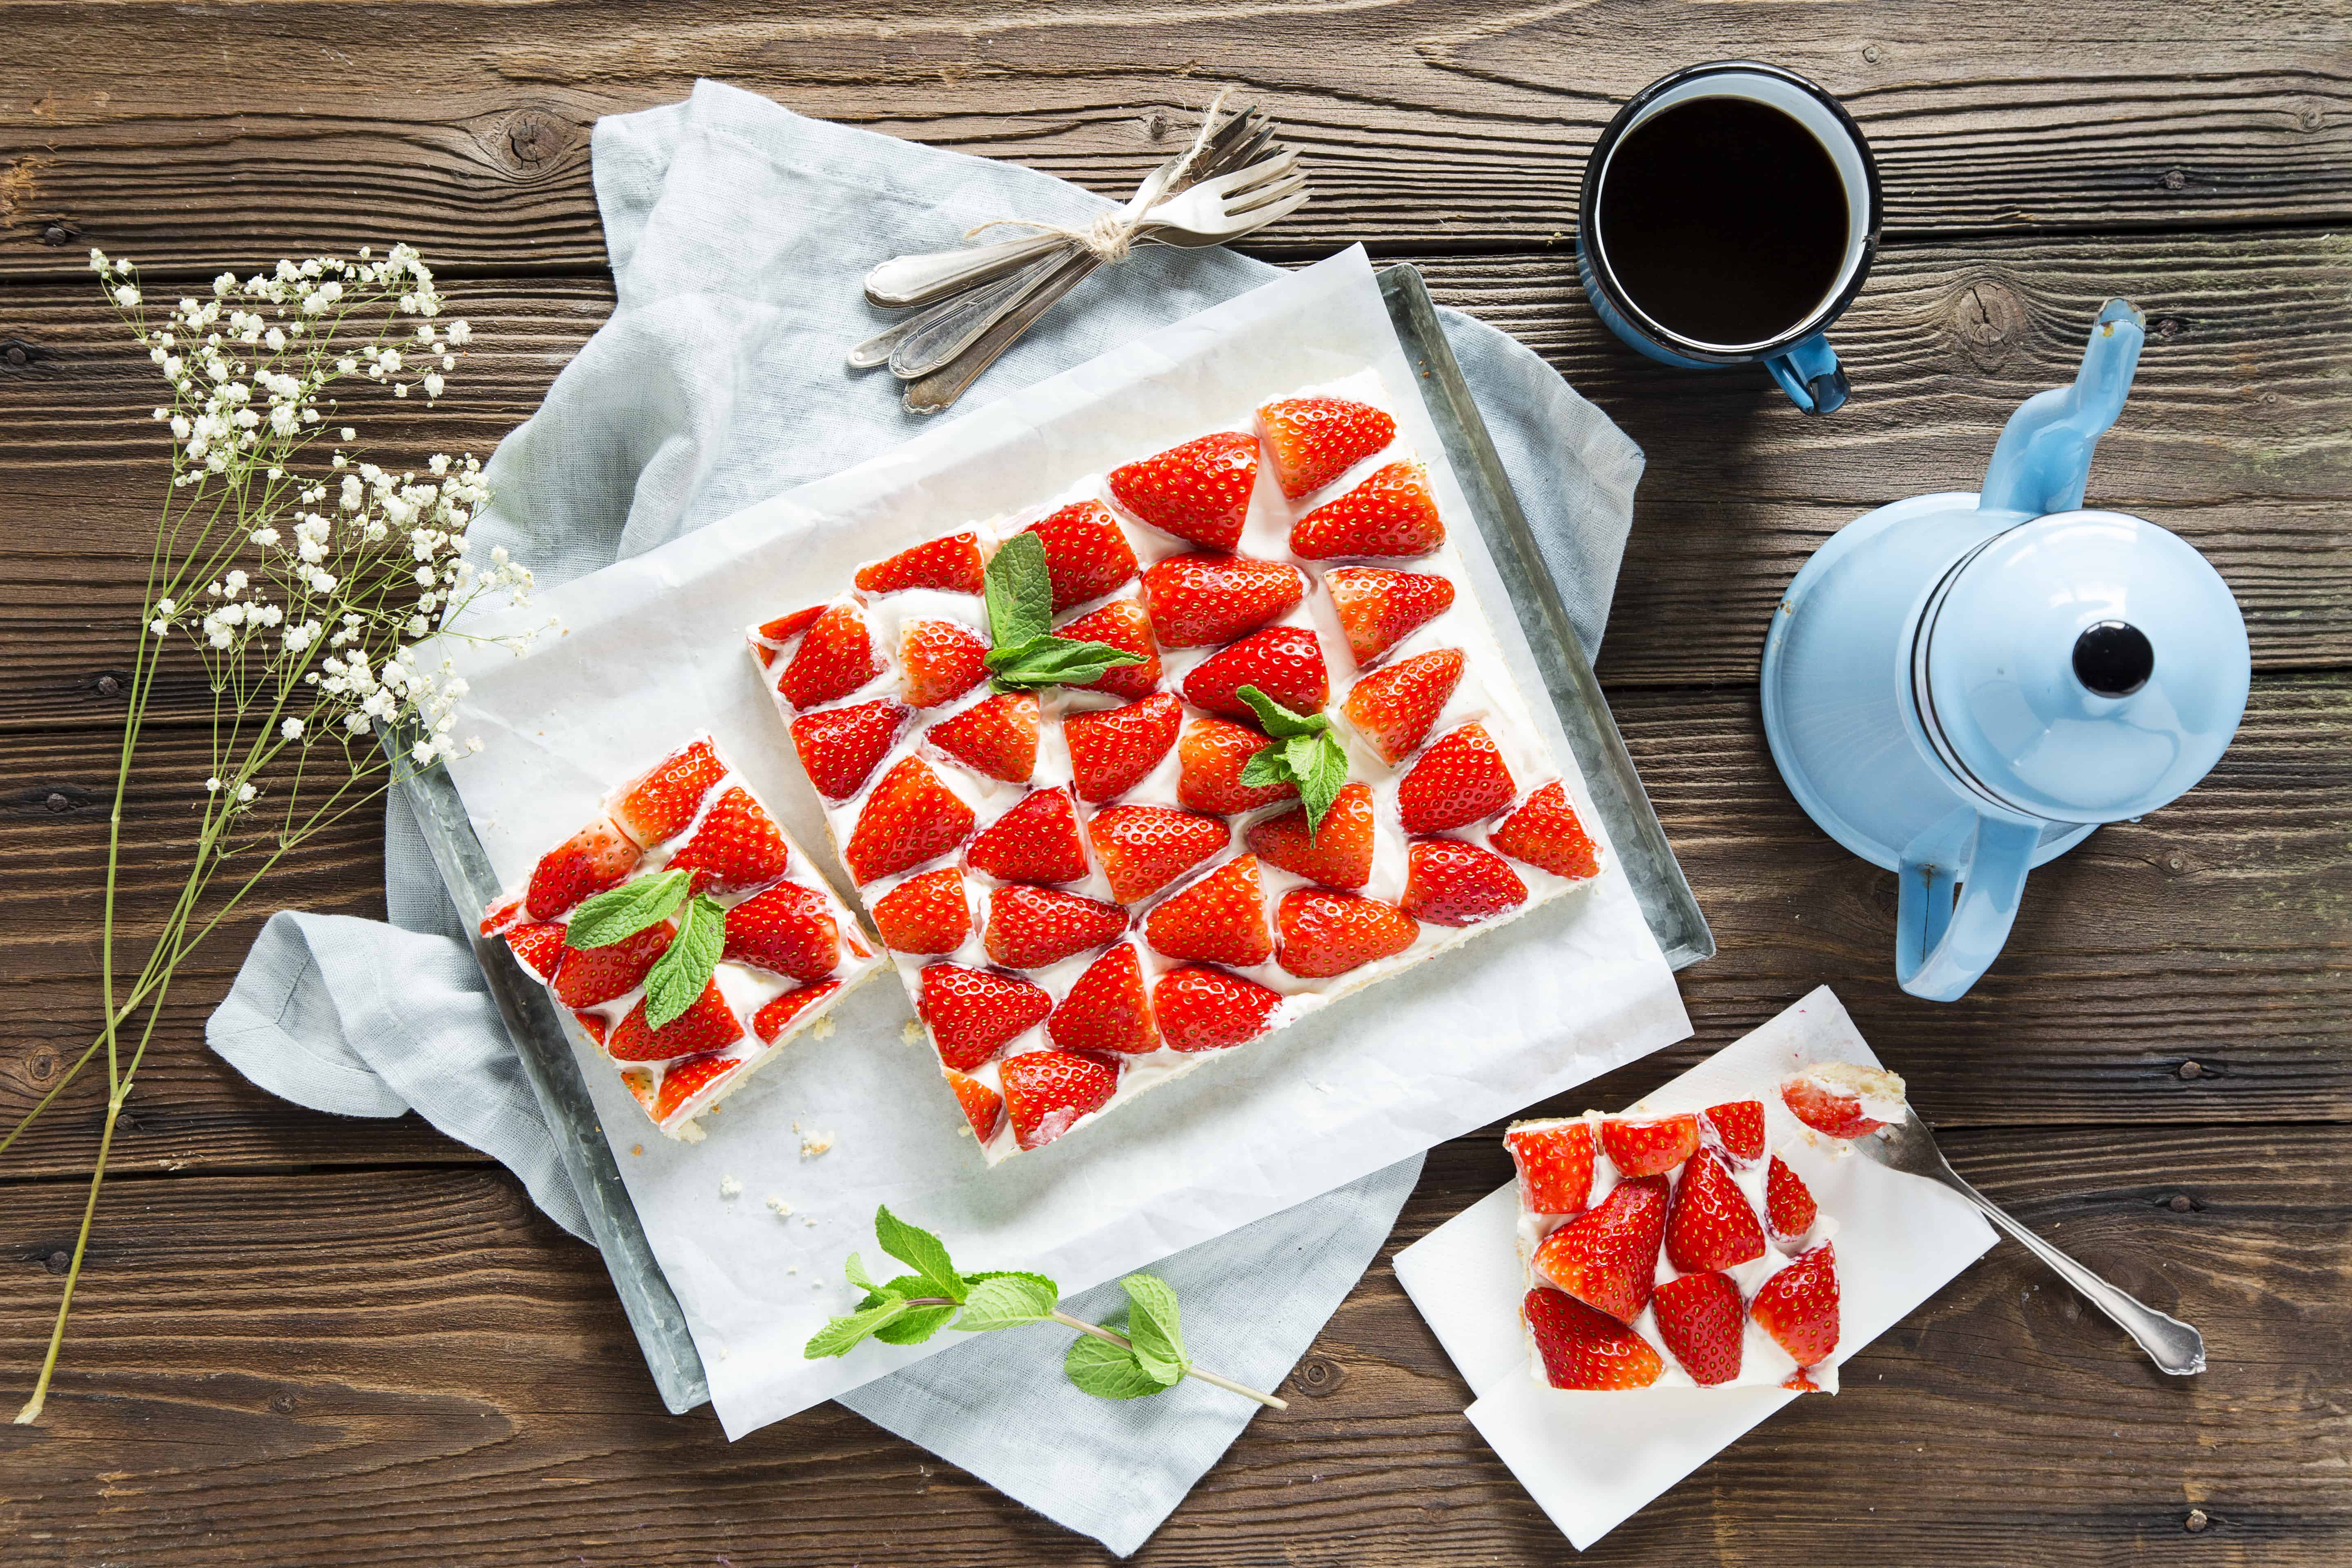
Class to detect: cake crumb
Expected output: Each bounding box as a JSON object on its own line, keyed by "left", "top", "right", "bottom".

{"left": 811, "top": 1015, "right": 836, "bottom": 1039}
{"left": 630, "top": 1144, "right": 644, "bottom": 1156}
{"left": 800, "top": 1128, "right": 835, "bottom": 1159}
{"left": 765, "top": 1194, "right": 794, "bottom": 1218}
{"left": 804, "top": 1217, "right": 817, "bottom": 1227}
{"left": 719, "top": 1175, "right": 743, "bottom": 1199}
{"left": 787, "top": 1265, "right": 799, "bottom": 1275}
{"left": 901, "top": 1020, "right": 923, "bottom": 1045}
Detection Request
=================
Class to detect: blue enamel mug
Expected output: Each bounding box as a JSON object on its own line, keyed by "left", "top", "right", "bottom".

{"left": 1577, "top": 62, "right": 1883, "bottom": 414}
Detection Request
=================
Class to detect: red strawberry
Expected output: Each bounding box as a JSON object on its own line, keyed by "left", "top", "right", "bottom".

{"left": 1064, "top": 692, "right": 1180, "bottom": 803}
{"left": 1177, "top": 717, "right": 1296, "bottom": 814}
{"left": 1107, "top": 431, "right": 1258, "bottom": 550}
{"left": 1181, "top": 626, "right": 1328, "bottom": 721}
{"left": 1000, "top": 1048, "right": 1121, "bottom": 1151}
{"left": 651, "top": 1051, "right": 742, "bottom": 1123}
{"left": 1341, "top": 648, "right": 1463, "bottom": 764}
{"left": 844, "top": 757, "right": 976, "bottom": 885}
{"left": 1245, "top": 783, "right": 1375, "bottom": 891}
{"left": 573, "top": 1011, "right": 611, "bottom": 1047}
{"left": 1143, "top": 855, "right": 1272, "bottom": 968}
{"left": 871, "top": 867, "right": 971, "bottom": 954}
{"left": 1138, "top": 553, "right": 1303, "bottom": 649}
{"left": 753, "top": 980, "right": 842, "bottom": 1042}
{"left": 722, "top": 882, "right": 841, "bottom": 982}
{"left": 1666, "top": 1148, "right": 1768, "bottom": 1273}
{"left": 552, "top": 919, "right": 675, "bottom": 1008}
{"left": 927, "top": 690, "right": 1040, "bottom": 784}
{"left": 1325, "top": 566, "right": 1456, "bottom": 664}
{"left": 1275, "top": 887, "right": 1419, "bottom": 978}
{"left": 945, "top": 1068, "right": 1004, "bottom": 1142}
{"left": 608, "top": 981, "right": 745, "bottom": 1062}
{"left": 1291, "top": 460, "right": 1446, "bottom": 559}
{"left": 1530, "top": 1173, "right": 1669, "bottom": 1322}
{"left": 618, "top": 1064, "right": 654, "bottom": 1109}
{"left": 1652, "top": 1271, "right": 1746, "bottom": 1387}
{"left": 614, "top": 737, "right": 726, "bottom": 846}
{"left": 479, "top": 895, "right": 522, "bottom": 937}
{"left": 900, "top": 619, "right": 989, "bottom": 709}
{"left": 525, "top": 817, "right": 642, "bottom": 921}
{"left": 1089, "top": 804, "right": 1230, "bottom": 904}
{"left": 665, "top": 786, "right": 790, "bottom": 895}
{"left": 919, "top": 963, "right": 1052, "bottom": 1071}
{"left": 503, "top": 922, "right": 567, "bottom": 982}
{"left": 1396, "top": 722, "right": 1515, "bottom": 834}
{"left": 1400, "top": 838, "right": 1527, "bottom": 925}
{"left": 965, "top": 787, "right": 1089, "bottom": 885}
{"left": 982, "top": 885, "right": 1127, "bottom": 969}
{"left": 1523, "top": 1285, "right": 1663, "bottom": 1391}
{"left": 1047, "top": 943, "right": 1159, "bottom": 1055}
{"left": 1764, "top": 1154, "right": 1818, "bottom": 1243}
{"left": 1780, "top": 1065, "right": 1904, "bottom": 1139}
{"left": 1491, "top": 781, "right": 1600, "bottom": 882}
{"left": 1258, "top": 396, "right": 1396, "bottom": 499}
{"left": 1504, "top": 1120, "right": 1597, "bottom": 1216}
{"left": 856, "top": 532, "right": 984, "bottom": 595}
{"left": 791, "top": 699, "right": 908, "bottom": 801}
{"left": 775, "top": 602, "right": 880, "bottom": 709}
{"left": 1705, "top": 1100, "right": 1767, "bottom": 1166}
{"left": 1750, "top": 1242, "right": 1840, "bottom": 1368}
{"left": 1056, "top": 600, "right": 1161, "bottom": 700}
{"left": 1601, "top": 1112, "right": 1700, "bottom": 1178}
{"left": 1152, "top": 965, "right": 1283, "bottom": 1052}
{"left": 1022, "top": 501, "right": 1138, "bottom": 611}
{"left": 756, "top": 604, "right": 826, "bottom": 644}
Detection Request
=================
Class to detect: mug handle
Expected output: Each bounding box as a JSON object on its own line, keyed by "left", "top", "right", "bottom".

{"left": 1764, "top": 332, "right": 1851, "bottom": 415}
{"left": 1895, "top": 809, "right": 2039, "bottom": 1002}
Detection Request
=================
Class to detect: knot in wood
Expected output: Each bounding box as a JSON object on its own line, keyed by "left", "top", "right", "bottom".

{"left": 2160, "top": 168, "right": 2189, "bottom": 191}
{"left": 499, "top": 109, "right": 570, "bottom": 174}
{"left": 1948, "top": 280, "right": 2025, "bottom": 372}
{"left": 4, "top": 344, "right": 27, "bottom": 367}
{"left": 2177, "top": 1060, "right": 2204, "bottom": 1080}
{"left": 42, "top": 223, "right": 71, "bottom": 246}
{"left": 1294, "top": 1356, "right": 1347, "bottom": 1396}
{"left": 2185, "top": 1508, "right": 2209, "bottom": 1532}
{"left": 45, "top": 1250, "right": 71, "bottom": 1274}
{"left": 96, "top": 673, "right": 122, "bottom": 697}
{"left": 28, "top": 1047, "right": 58, "bottom": 1082}
{"left": 45, "top": 791, "right": 69, "bottom": 813}
{"left": 2167, "top": 1194, "right": 2194, "bottom": 1213}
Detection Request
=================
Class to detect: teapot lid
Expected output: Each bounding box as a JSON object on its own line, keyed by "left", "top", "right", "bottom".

{"left": 1917, "top": 509, "right": 2250, "bottom": 824}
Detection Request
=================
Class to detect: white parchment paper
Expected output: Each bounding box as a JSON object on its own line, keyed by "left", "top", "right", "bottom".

{"left": 439, "top": 247, "right": 1691, "bottom": 1438}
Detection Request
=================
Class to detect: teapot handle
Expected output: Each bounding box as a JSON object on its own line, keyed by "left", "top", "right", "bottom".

{"left": 1895, "top": 811, "right": 2040, "bottom": 1002}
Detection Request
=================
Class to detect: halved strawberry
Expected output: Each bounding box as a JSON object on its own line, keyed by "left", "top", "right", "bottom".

{"left": 857, "top": 532, "right": 984, "bottom": 595}
{"left": 1064, "top": 691, "right": 1180, "bottom": 803}
{"left": 791, "top": 699, "right": 908, "bottom": 801}
{"left": 1143, "top": 855, "right": 1272, "bottom": 968}
{"left": 927, "top": 690, "right": 1040, "bottom": 784}
{"left": 1047, "top": 943, "right": 1158, "bottom": 1055}
{"left": 1022, "top": 501, "right": 1138, "bottom": 611}
{"left": 1652, "top": 1271, "right": 1745, "bottom": 1387}
{"left": 608, "top": 981, "right": 744, "bottom": 1062}
{"left": 1089, "top": 804, "right": 1229, "bottom": 904}
{"left": 665, "top": 785, "right": 790, "bottom": 895}
{"left": 753, "top": 980, "right": 842, "bottom": 1042}
{"left": 1181, "top": 625, "right": 1327, "bottom": 720}
{"left": 1491, "top": 781, "right": 1600, "bottom": 882}
{"left": 503, "top": 922, "right": 567, "bottom": 982}
{"left": 1780, "top": 1064, "right": 1906, "bottom": 1139}
{"left": 1530, "top": 1173, "right": 1669, "bottom": 1323}
{"left": 919, "top": 963, "right": 1052, "bottom": 1071}
{"left": 1341, "top": 648, "right": 1463, "bottom": 764}
{"left": 900, "top": 619, "right": 989, "bottom": 709}
{"left": 1523, "top": 1285, "right": 1664, "bottom": 1391}
{"left": 1151, "top": 965, "right": 1283, "bottom": 1052}
{"left": 1275, "top": 887, "right": 1419, "bottom": 978}
{"left": 524, "top": 818, "right": 642, "bottom": 921}
{"left": 945, "top": 1068, "right": 1004, "bottom": 1142}
{"left": 613, "top": 737, "right": 726, "bottom": 846}
{"left": 1138, "top": 553, "right": 1303, "bottom": 649}
{"left": 573, "top": 1011, "right": 611, "bottom": 1047}
{"left": 722, "top": 882, "right": 841, "bottom": 982}
{"left": 1504, "top": 1120, "right": 1596, "bottom": 1217}
{"left": 1750, "top": 1242, "right": 1839, "bottom": 1368}
{"left": 1600, "top": 1112, "right": 1701, "bottom": 1178}
{"left": 844, "top": 757, "right": 975, "bottom": 885}
{"left": 1396, "top": 722, "right": 1515, "bottom": 834}
{"left": 1764, "top": 1154, "right": 1818, "bottom": 1243}
{"left": 1292, "top": 460, "right": 1445, "bottom": 560}
{"left": 756, "top": 604, "right": 826, "bottom": 644}
{"left": 1176, "top": 717, "right": 1296, "bottom": 814}
{"left": 479, "top": 895, "right": 523, "bottom": 937}
{"left": 1325, "top": 566, "right": 1455, "bottom": 664}
{"left": 618, "top": 1064, "right": 654, "bottom": 1109}
{"left": 1666, "top": 1148, "right": 1768, "bottom": 1274}
{"left": 1056, "top": 600, "right": 1160, "bottom": 700}
{"left": 1258, "top": 396, "right": 1396, "bottom": 499}
{"left": 1399, "top": 838, "right": 1527, "bottom": 926}
{"left": 982, "top": 885, "right": 1127, "bottom": 969}
{"left": 651, "top": 1052, "right": 742, "bottom": 1123}
{"left": 1705, "top": 1100, "right": 1767, "bottom": 1166}
{"left": 552, "top": 919, "right": 674, "bottom": 1008}
{"left": 1245, "top": 783, "right": 1375, "bottom": 891}
{"left": 965, "top": 787, "right": 1089, "bottom": 885}
{"left": 775, "top": 602, "right": 880, "bottom": 709}
{"left": 1000, "top": 1048, "right": 1121, "bottom": 1151}
{"left": 1107, "top": 431, "right": 1258, "bottom": 551}
{"left": 871, "top": 867, "right": 971, "bottom": 954}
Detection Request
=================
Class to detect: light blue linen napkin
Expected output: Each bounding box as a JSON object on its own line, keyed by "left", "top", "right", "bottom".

{"left": 207, "top": 80, "right": 1643, "bottom": 1555}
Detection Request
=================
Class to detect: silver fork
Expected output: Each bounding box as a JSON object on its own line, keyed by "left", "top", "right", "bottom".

{"left": 1853, "top": 1111, "right": 2207, "bottom": 1375}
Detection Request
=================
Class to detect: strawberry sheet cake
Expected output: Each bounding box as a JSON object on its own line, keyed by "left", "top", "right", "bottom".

{"left": 749, "top": 371, "right": 1611, "bottom": 1163}
{"left": 479, "top": 734, "right": 885, "bottom": 1141}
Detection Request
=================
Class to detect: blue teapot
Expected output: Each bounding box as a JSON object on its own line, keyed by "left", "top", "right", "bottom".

{"left": 1759, "top": 301, "right": 2251, "bottom": 1001}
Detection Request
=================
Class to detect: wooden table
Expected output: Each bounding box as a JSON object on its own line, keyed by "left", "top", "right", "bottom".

{"left": 5, "top": 4, "right": 2347, "bottom": 1563}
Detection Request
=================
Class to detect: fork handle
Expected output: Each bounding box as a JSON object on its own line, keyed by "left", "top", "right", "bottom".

{"left": 866, "top": 232, "right": 1072, "bottom": 309}
{"left": 902, "top": 248, "right": 1106, "bottom": 414}
{"left": 886, "top": 252, "right": 1068, "bottom": 379}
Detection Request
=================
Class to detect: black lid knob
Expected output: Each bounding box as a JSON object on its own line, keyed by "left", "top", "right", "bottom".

{"left": 2072, "top": 619, "right": 2154, "bottom": 697}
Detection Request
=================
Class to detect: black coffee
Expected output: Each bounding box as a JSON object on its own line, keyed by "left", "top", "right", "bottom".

{"left": 1595, "top": 96, "right": 1849, "bottom": 347}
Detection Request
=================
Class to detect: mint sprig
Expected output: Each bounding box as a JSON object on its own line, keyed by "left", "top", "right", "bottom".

{"left": 1233, "top": 684, "right": 1350, "bottom": 836}
{"left": 804, "top": 1207, "right": 1288, "bottom": 1410}
{"left": 560, "top": 866, "right": 722, "bottom": 1029}
{"left": 981, "top": 529, "right": 1146, "bottom": 692}
{"left": 564, "top": 867, "right": 690, "bottom": 950}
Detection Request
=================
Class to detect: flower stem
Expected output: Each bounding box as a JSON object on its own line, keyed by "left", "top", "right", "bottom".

{"left": 12, "top": 1088, "right": 128, "bottom": 1423}
{"left": 1048, "top": 1309, "right": 1289, "bottom": 1410}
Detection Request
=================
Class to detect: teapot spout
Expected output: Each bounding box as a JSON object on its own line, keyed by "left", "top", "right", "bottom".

{"left": 1980, "top": 299, "right": 2145, "bottom": 517}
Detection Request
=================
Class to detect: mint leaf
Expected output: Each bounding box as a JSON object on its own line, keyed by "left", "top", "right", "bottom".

{"left": 874, "top": 1205, "right": 965, "bottom": 1302}
{"left": 1238, "top": 748, "right": 1290, "bottom": 788}
{"left": 640, "top": 893, "right": 724, "bottom": 1030}
{"left": 1065, "top": 1332, "right": 1176, "bottom": 1400}
{"left": 988, "top": 636, "right": 1146, "bottom": 691}
{"left": 872, "top": 1304, "right": 959, "bottom": 1345}
{"left": 1282, "top": 732, "right": 1324, "bottom": 778}
{"left": 984, "top": 530, "right": 1053, "bottom": 650}
{"left": 844, "top": 1252, "right": 880, "bottom": 1294}
{"left": 955, "top": 1272, "right": 1060, "bottom": 1332}
{"left": 564, "top": 868, "right": 690, "bottom": 950}
{"left": 1118, "top": 1274, "right": 1188, "bottom": 1383}
{"left": 1234, "top": 684, "right": 1328, "bottom": 740}
{"left": 804, "top": 1297, "right": 911, "bottom": 1359}
{"left": 1298, "top": 735, "right": 1350, "bottom": 836}
{"left": 1232, "top": 686, "right": 1351, "bottom": 835}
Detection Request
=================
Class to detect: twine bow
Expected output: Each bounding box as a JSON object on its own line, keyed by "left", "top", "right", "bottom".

{"left": 964, "top": 87, "right": 1236, "bottom": 264}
